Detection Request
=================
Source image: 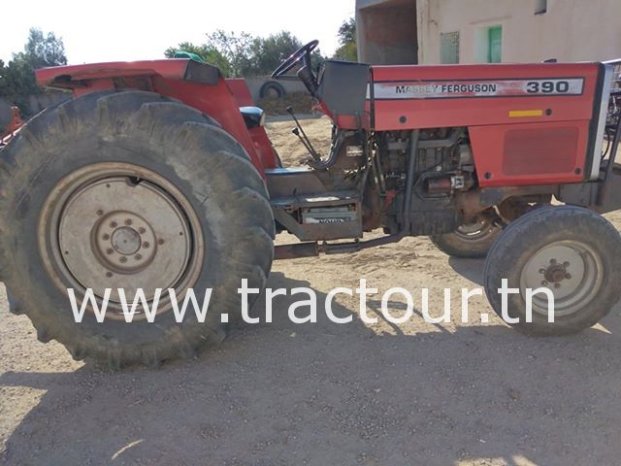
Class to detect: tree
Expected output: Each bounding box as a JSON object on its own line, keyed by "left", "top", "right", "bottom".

{"left": 245, "top": 31, "right": 302, "bottom": 76}
{"left": 20, "top": 28, "right": 67, "bottom": 69}
{"left": 164, "top": 42, "right": 231, "bottom": 76}
{"left": 166, "top": 31, "right": 251, "bottom": 77}
{"left": 166, "top": 30, "right": 322, "bottom": 78}
{"left": 333, "top": 18, "right": 357, "bottom": 62}
{"left": 205, "top": 30, "right": 254, "bottom": 77}
{"left": 0, "top": 60, "right": 8, "bottom": 97}
{"left": 0, "top": 28, "right": 67, "bottom": 114}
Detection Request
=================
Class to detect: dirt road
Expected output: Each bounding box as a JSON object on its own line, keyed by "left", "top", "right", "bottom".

{"left": 1, "top": 118, "right": 621, "bottom": 465}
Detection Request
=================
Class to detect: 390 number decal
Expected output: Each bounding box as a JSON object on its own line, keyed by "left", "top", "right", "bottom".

{"left": 526, "top": 80, "right": 577, "bottom": 95}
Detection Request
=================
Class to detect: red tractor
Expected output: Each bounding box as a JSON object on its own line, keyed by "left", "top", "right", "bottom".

{"left": 2, "top": 40, "right": 621, "bottom": 367}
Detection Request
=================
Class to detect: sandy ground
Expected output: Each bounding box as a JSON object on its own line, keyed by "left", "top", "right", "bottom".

{"left": 2, "top": 117, "right": 621, "bottom": 465}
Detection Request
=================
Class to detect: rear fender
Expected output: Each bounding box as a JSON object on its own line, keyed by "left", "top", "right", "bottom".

{"left": 35, "top": 60, "right": 280, "bottom": 173}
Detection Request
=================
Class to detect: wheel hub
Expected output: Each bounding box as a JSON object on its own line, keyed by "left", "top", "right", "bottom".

{"left": 541, "top": 260, "right": 572, "bottom": 287}
{"left": 58, "top": 177, "right": 193, "bottom": 302}
{"left": 39, "top": 163, "right": 205, "bottom": 319}
{"left": 94, "top": 211, "right": 157, "bottom": 272}
{"left": 111, "top": 226, "right": 141, "bottom": 256}
{"left": 520, "top": 241, "right": 602, "bottom": 317}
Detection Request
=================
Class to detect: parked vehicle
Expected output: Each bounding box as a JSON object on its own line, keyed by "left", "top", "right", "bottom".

{"left": 2, "top": 41, "right": 621, "bottom": 367}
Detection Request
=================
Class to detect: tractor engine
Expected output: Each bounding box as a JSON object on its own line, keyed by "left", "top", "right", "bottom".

{"left": 374, "top": 128, "right": 475, "bottom": 235}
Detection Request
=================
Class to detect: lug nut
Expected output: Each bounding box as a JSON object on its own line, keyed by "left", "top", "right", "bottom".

{"left": 106, "top": 272, "right": 113, "bottom": 278}
{"left": 138, "top": 227, "right": 146, "bottom": 234}
{"left": 110, "top": 221, "right": 118, "bottom": 228}
{"left": 120, "top": 257, "right": 128, "bottom": 264}
{"left": 102, "top": 234, "right": 110, "bottom": 240}
{"left": 125, "top": 219, "right": 133, "bottom": 226}
{"left": 106, "top": 248, "right": 114, "bottom": 255}
{"left": 565, "top": 273, "right": 572, "bottom": 279}
{"left": 554, "top": 283, "right": 561, "bottom": 289}
{"left": 135, "top": 254, "right": 142, "bottom": 260}
{"left": 158, "top": 238, "right": 165, "bottom": 245}
{"left": 563, "top": 262, "right": 570, "bottom": 267}
{"left": 143, "top": 241, "right": 150, "bottom": 248}
{"left": 542, "top": 281, "right": 548, "bottom": 286}
{"left": 96, "top": 209, "right": 104, "bottom": 216}
{"left": 550, "top": 259, "right": 557, "bottom": 265}
{"left": 539, "top": 268, "right": 546, "bottom": 274}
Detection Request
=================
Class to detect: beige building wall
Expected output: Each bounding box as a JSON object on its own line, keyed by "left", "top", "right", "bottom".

{"left": 416, "top": 0, "right": 621, "bottom": 64}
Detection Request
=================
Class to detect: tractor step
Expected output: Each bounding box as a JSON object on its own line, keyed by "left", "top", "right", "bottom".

{"left": 270, "top": 190, "right": 359, "bottom": 209}
{"left": 271, "top": 191, "right": 362, "bottom": 242}
{"left": 265, "top": 167, "right": 328, "bottom": 198}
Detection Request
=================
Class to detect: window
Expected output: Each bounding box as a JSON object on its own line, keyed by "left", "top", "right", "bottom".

{"left": 487, "top": 26, "right": 502, "bottom": 63}
{"left": 535, "top": 0, "right": 548, "bottom": 14}
{"left": 440, "top": 32, "right": 460, "bottom": 64}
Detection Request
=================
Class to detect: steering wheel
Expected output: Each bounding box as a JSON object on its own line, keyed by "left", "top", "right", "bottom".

{"left": 271, "top": 40, "right": 319, "bottom": 79}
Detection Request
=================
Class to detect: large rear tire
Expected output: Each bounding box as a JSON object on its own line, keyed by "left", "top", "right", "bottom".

{"left": 484, "top": 206, "right": 621, "bottom": 335}
{"left": 0, "top": 91, "right": 275, "bottom": 368}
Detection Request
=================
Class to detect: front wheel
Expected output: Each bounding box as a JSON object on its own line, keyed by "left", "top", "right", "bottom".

{"left": 431, "top": 214, "right": 502, "bottom": 259}
{"left": 483, "top": 206, "right": 621, "bottom": 335}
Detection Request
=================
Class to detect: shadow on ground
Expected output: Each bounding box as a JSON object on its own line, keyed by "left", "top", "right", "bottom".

{"left": 2, "top": 267, "right": 621, "bottom": 465}
{"left": 448, "top": 257, "right": 486, "bottom": 286}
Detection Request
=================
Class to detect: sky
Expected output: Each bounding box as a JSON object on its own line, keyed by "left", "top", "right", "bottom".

{"left": 1, "top": 0, "right": 355, "bottom": 64}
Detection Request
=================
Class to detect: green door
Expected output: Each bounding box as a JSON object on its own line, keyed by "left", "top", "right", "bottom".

{"left": 488, "top": 26, "right": 502, "bottom": 63}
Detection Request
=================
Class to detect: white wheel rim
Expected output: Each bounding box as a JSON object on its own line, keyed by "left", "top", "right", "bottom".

{"left": 519, "top": 240, "right": 603, "bottom": 317}
{"left": 39, "top": 163, "right": 205, "bottom": 320}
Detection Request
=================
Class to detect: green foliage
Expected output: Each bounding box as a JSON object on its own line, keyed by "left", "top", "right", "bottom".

{"left": 245, "top": 31, "right": 302, "bottom": 76}
{"left": 20, "top": 28, "right": 67, "bottom": 69}
{"left": 165, "top": 42, "right": 232, "bottom": 76}
{"left": 166, "top": 30, "right": 323, "bottom": 77}
{"left": 204, "top": 30, "right": 254, "bottom": 77}
{"left": 333, "top": 17, "right": 357, "bottom": 62}
{"left": 0, "top": 28, "right": 67, "bottom": 114}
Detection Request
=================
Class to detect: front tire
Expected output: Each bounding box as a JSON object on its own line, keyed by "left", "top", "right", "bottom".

{"left": 431, "top": 214, "right": 502, "bottom": 259}
{"left": 0, "top": 91, "right": 275, "bottom": 367}
{"left": 484, "top": 206, "right": 621, "bottom": 335}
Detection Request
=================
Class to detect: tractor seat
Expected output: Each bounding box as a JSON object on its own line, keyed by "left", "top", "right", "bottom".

{"left": 240, "top": 106, "right": 265, "bottom": 129}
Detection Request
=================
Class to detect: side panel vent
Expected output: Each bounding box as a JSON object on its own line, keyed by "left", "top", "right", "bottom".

{"left": 502, "top": 127, "right": 579, "bottom": 176}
